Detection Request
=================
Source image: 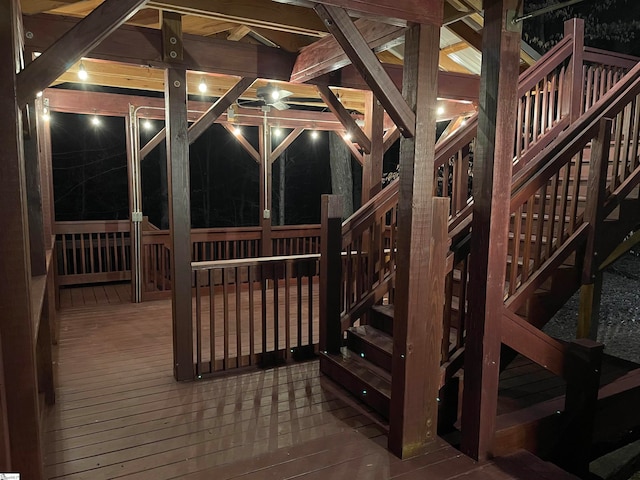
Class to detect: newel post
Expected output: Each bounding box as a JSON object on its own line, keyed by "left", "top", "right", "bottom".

{"left": 578, "top": 118, "right": 612, "bottom": 339}
{"left": 563, "top": 18, "right": 585, "bottom": 122}
{"left": 558, "top": 338, "right": 603, "bottom": 476}
{"left": 319, "top": 195, "right": 343, "bottom": 354}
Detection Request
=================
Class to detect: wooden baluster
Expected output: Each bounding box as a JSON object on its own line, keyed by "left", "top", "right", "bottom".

{"left": 523, "top": 92, "right": 532, "bottom": 151}
{"left": 630, "top": 94, "right": 640, "bottom": 172}
{"left": 248, "top": 266, "right": 255, "bottom": 365}
{"left": 273, "top": 264, "right": 280, "bottom": 355}
{"left": 442, "top": 270, "right": 453, "bottom": 362}
{"left": 546, "top": 174, "right": 559, "bottom": 260}
{"left": 235, "top": 266, "right": 242, "bottom": 365}
{"left": 532, "top": 83, "right": 541, "bottom": 143}
{"left": 223, "top": 267, "right": 229, "bottom": 368}
{"left": 516, "top": 97, "right": 523, "bottom": 159}
{"left": 558, "top": 163, "right": 571, "bottom": 243}
{"left": 285, "top": 261, "right": 291, "bottom": 359}
{"left": 308, "top": 261, "right": 314, "bottom": 347}
{"left": 584, "top": 67, "right": 593, "bottom": 112}
{"left": 195, "top": 269, "right": 202, "bottom": 376}
{"left": 569, "top": 150, "right": 584, "bottom": 234}
{"left": 62, "top": 234, "right": 69, "bottom": 275}
{"left": 88, "top": 232, "right": 95, "bottom": 274}
{"left": 509, "top": 207, "right": 522, "bottom": 295}
{"left": 521, "top": 195, "right": 535, "bottom": 284}
{"left": 71, "top": 233, "right": 78, "bottom": 274}
{"left": 612, "top": 109, "right": 624, "bottom": 189}
{"left": 549, "top": 72, "right": 557, "bottom": 127}
{"left": 261, "top": 264, "right": 267, "bottom": 358}
{"left": 297, "top": 263, "right": 303, "bottom": 349}
{"left": 534, "top": 183, "right": 547, "bottom": 268}
{"left": 209, "top": 269, "right": 216, "bottom": 371}
{"left": 97, "top": 233, "right": 103, "bottom": 273}
{"left": 541, "top": 75, "right": 549, "bottom": 134}
{"left": 456, "top": 257, "right": 468, "bottom": 350}
{"left": 620, "top": 103, "right": 633, "bottom": 179}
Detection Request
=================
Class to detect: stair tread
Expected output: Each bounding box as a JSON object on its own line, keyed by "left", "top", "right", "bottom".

{"left": 322, "top": 350, "right": 391, "bottom": 398}
{"left": 348, "top": 325, "right": 393, "bottom": 356}
{"left": 371, "top": 304, "right": 394, "bottom": 319}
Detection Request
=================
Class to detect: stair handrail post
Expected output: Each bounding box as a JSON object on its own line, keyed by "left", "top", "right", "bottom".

{"left": 558, "top": 338, "right": 604, "bottom": 476}
{"left": 578, "top": 117, "right": 612, "bottom": 339}
{"left": 562, "top": 18, "right": 585, "bottom": 122}
{"left": 319, "top": 194, "right": 343, "bottom": 354}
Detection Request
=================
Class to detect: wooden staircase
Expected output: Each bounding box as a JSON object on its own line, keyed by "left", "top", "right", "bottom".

{"left": 318, "top": 21, "right": 640, "bottom": 470}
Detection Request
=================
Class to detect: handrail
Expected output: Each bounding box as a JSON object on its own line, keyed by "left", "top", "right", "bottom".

{"left": 192, "top": 253, "right": 320, "bottom": 270}
{"left": 517, "top": 35, "right": 573, "bottom": 96}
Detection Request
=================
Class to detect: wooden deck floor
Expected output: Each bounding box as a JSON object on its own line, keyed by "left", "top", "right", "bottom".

{"left": 46, "top": 285, "right": 579, "bottom": 479}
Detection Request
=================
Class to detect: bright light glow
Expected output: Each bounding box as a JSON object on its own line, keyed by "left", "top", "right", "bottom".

{"left": 271, "top": 89, "right": 280, "bottom": 100}
{"left": 91, "top": 115, "right": 100, "bottom": 126}
{"left": 78, "top": 62, "right": 88, "bottom": 81}
{"left": 273, "top": 128, "right": 282, "bottom": 138}
{"left": 461, "top": 119, "right": 467, "bottom": 126}
{"left": 42, "top": 107, "right": 50, "bottom": 122}
{"left": 437, "top": 106, "right": 445, "bottom": 115}
{"left": 344, "top": 132, "right": 352, "bottom": 141}
{"left": 233, "top": 126, "right": 242, "bottom": 136}
{"left": 36, "top": 91, "right": 43, "bottom": 98}
{"left": 198, "top": 79, "right": 207, "bottom": 93}
{"left": 143, "top": 120, "right": 152, "bottom": 131}
{"left": 310, "top": 131, "right": 319, "bottom": 140}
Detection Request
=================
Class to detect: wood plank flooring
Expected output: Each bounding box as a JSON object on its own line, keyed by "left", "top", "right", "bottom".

{"left": 46, "top": 285, "right": 579, "bottom": 479}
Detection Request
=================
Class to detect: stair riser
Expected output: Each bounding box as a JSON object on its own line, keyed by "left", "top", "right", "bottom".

{"left": 319, "top": 354, "right": 390, "bottom": 419}
{"left": 346, "top": 330, "right": 392, "bottom": 372}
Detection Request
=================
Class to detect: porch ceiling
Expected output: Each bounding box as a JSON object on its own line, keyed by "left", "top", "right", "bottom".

{"left": 19, "top": 0, "right": 536, "bottom": 117}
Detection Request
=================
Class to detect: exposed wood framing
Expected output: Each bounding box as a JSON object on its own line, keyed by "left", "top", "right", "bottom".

{"left": 221, "top": 123, "right": 261, "bottom": 163}
{"left": 316, "top": 84, "right": 371, "bottom": 153}
{"left": 270, "top": 127, "right": 304, "bottom": 163}
{"left": 314, "top": 5, "right": 415, "bottom": 137}
{"left": 383, "top": 125, "right": 400, "bottom": 152}
{"left": 290, "top": 18, "right": 406, "bottom": 83}
{"left": 17, "top": 0, "right": 147, "bottom": 106}
{"left": 461, "top": 0, "right": 522, "bottom": 461}
{"left": 140, "top": 76, "right": 257, "bottom": 158}
{"left": 388, "top": 22, "right": 442, "bottom": 459}
{"left": 362, "top": 91, "right": 384, "bottom": 201}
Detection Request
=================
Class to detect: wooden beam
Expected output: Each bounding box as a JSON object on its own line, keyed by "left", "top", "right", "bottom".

{"left": 461, "top": 0, "right": 522, "bottom": 462}
{"left": 227, "top": 25, "right": 252, "bottom": 41}
{"left": 269, "top": 127, "right": 304, "bottom": 163}
{"left": 316, "top": 84, "right": 371, "bottom": 153}
{"left": 221, "top": 123, "right": 261, "bottom": 163}
{"left": 290, "top": 18, "right": 406, "bottom": 83}
{"left": 148, "top": 0, "right": 328, "bottom": 37}
{"left": 314, "top": 5, "right": 415, "bottom": 137}
{"left": 0, "top": 0, "right": 45, "bottom": 475}
{"left": 341, "top": 135, "right": 364, "bottom": 165}
{"left": 23, "top": 14, "right": 297, "bottom": 82}
{"left": 447, "top": 20, "right": 483, "bottom": 52}
{"left": 286, "top": 0, "right": 443, "bottom": 26}
{"left": 388, "top": 22, "right": 442, "bottom": 459}
{"left": 362, "top": 91, "right": 384, "bottom": 201}
{"left": 16, "top": 0, "right": 147, "bottom": 106}
{"left": 383, "top": 125, "right": 400, "bottom": 152}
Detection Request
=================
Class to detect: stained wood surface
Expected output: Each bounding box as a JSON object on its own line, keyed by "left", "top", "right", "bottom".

{"left": 45, "top": 297, "right": 577, "bottom": 479}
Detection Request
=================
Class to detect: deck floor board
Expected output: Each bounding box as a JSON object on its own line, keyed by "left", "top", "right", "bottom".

{"left": 45, "top": 285, "right": 577, "bottom": 480}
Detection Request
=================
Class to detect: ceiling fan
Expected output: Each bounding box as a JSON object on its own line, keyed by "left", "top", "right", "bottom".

{"left": 255, "top": 83, "right": 294, "bottom": 110}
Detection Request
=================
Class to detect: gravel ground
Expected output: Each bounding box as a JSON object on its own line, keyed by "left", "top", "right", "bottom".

{"left": 544, "top": 252, "right": 640, "bottom": 364}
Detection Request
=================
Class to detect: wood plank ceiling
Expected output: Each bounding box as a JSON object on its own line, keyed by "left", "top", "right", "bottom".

{"left": 19, "top": 0, "right": 535, "bottom": 118}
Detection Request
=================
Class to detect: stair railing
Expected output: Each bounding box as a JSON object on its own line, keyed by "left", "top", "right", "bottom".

{"left": 505, "top": 61, "right": 640, "bottom": 312}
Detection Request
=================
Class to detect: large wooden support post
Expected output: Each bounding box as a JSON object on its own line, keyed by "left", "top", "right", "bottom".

{"left": 558, "top": 339, "right": 603, "bottom": 476}
{"left": 578, "top": 118, "right": 612, "bottom": 339}
{"left": 563, "top": 18, "right": 585, "bottom": 122}
{"left": 0, "top": 0, "right": 45, "bottom": 476}
{"left": 362, "top": 91, "right": 385, "bottom": 203}
{"left": 461, "top": 0, "right": 522, "bottom": 461}
{"left": 319, "top": 195, "right": 343, "bottom": 354}
{"left": 388, "top": 22, "right": 442, "bottom": 459}
{"left": 163, "top": 12, "right": 193, "bottom": 381}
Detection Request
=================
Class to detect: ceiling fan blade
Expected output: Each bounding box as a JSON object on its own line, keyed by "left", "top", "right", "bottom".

{"left": 271, "top": 101, "right": 290, "bottom": 111}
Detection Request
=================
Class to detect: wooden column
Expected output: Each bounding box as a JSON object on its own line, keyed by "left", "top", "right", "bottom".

{"left": 461, "top": 0, "right": 522, "bottom": 461}
{"left": 388, "top": 22, "right": 443, "bottom": 459}
{"left": 163, "top": 12, "right": 193, "bottom": 381}
{"left": 362, "top": 91, "right": 385, "bottom": 203}
{"left": 36, "top": 96, "right": 55, "bottom": 243}
{"left": 319, "top": 195, "right": 343, "bottom": 354}
{"left": 23, "top": 100, "right": 47, "bottom": 276}
{"left": 578, "top": 118, "right": 611, "bottom": 339}
{"left": 0, "top": 0, "right": 45, "bottom": 476}
{"left": 563, "top": 18, "right": 585, "bottom": 122}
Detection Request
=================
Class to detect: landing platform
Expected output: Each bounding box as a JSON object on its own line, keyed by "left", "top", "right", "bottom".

{"left": 46, "top": 290, "right": 579, "bottom": 479}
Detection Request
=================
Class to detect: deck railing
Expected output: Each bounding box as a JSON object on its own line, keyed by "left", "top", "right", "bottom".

{"left": 192, "top": 254, "right": 320, "bottom": 376}
{"left": 54, "top": 220, "right": 131, "bottom": 286}
{"left": 142, "top": 223, "right": 321, "bottom": 300}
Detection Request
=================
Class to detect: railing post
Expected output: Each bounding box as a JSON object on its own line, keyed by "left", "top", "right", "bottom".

{"left": 319, "top": 195, "right": 343, "bottom": 354}
{"left": 557, "top": 338, "right": 603, "bottom": 477}
{"left": 578, "top": 118, "right": 612, "bottom": 339}
{"left": 563, "top": 18, "right": 585, "bottom": 122}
